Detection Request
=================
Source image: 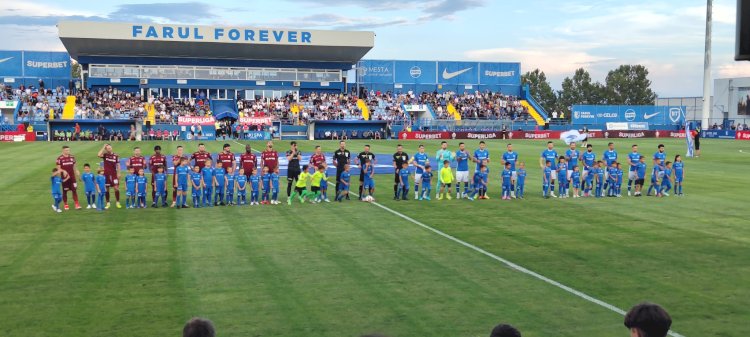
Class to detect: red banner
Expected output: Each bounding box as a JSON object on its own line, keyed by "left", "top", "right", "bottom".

{"left": 239, "top": 117, "right": 274, "bottom": 126}
{"left": 0, "top": 131, "right": 34, "bottom": 142}
{"left": 177, "top": 116, "right": 215, "bottom": 126}
{"left": 737, "top": 131, "right": 750, "bottom": 140}
{"left": 399, "top": 131, "right": 566, "bottom": 140}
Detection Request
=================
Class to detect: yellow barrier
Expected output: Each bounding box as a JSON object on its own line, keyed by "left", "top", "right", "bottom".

{"left": 61, "top": 96, "right": 76, "bottom": 120}
{"left": 447, "top": 103, "right": 461, "bottom": 121}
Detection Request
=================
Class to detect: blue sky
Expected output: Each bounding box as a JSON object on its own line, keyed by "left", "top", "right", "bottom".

{"left": 0, "top": 0, "right": 746, "bottom": 96}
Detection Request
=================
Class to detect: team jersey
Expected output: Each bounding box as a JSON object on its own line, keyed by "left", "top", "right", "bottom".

{"left": 217, "top": 152, "right": 235, "bottom": 170}
{"left": 585, "top": 168, "right": 595, "bottom": 182}
{"left": 190, "top": 172, "right": 203, "bottom": 188}
{"left": 663, "top": 168, "right": 672, "bottom": 181}
{"left": 148, "top": 154, "right": 167, "bottom": 174}
{"left": 393, "top": 152, "right": 409, "bottom": 168}
{"left": 541, "top": 149, "right": 558, "bottom": 164}
{"left": 628, "top": 152, "right": 641, "bottom": 171}
{"left": 543, "top": 166, "right": 553, "bottom": 181}
{"left": 136, "top": 176, "right": 148, "bottom": 195}
{"left": 422, "top": 171, "right": 433, "bottom": 187}
{"left": 191, "top": 151, "right": 211, "bottom": 169}
{"left": 286, "top": 150, "right": 302, "bottom": 172}
{"left": 310, "top": 153, "right": 326, "bottom": 168}
{"left": 239, "top": 153, "right": 257, "bottom": 173}
{"left": 154, "top": 173, "right": 167, "bottom": 192}
{"left": 55, "top": 154, "right": 77, "bottom": 182}
{"left": 412, "top": 152, "right": 429, "bottom": 174}
{"left": 340, "top": 171, "right": 351, "bottom": 186}
{"left": 595, "top": 168, "right": 604, "bottom": 184}
{"left": 250, "top": 175, "right": 260, "bottom": 191}
{"left": 455, "top": 150, "right": 470, "bottom": 172}
{"left": 296, "top": 172, "right": 310, "bottom": 188}
{"left": 557, "top": 163, "right": 568, "bottom": 178}
{"left": 502, "top": 151, "right": 519, "bottom": 171}
{"left": 51, "top": 176, "right": 62, "bottom": 195}
{"left": 636, "top": 162, "right": 647, "bottom": 179}
{"left": 125, "top": 174, "right": 137, "bottom": 193}
{"left": 236, "top": 175, "right": 247, "bottom": 190}
{"left": 95, "top": 174, "right": 106, "bottom": 192}
{"left": 602, "top": 150, "right": 618, "bottom": 166}
{"left": 653, "top": 151, "right": 667, "bottom": 167}
{"left": 102, "top": 152, "right": 119, "bottom": 176}
{"left": 226, "top": 173, "right": 236, "bottom": 190}
{"left": 651, "top": 166, "right": 662, "bottom": 182}
{"left": 201, "top": 167, "right": 214, "bottom": 186}
{"left": 261, "top": 150, "right": 279, "bottom": 171}
{"left": 502, "top": 169, "right": 512, "bottom": 186}
{"left": 271, "top": 173, "right": 280, "bottom": 190}
{"left": 565, "top": 149, "right": 580, "bottom": 170}
{"left": 311, "top": 171, "right": 324, "bottom": 187}
{"left": 439, "top": 167, "right": 453, "bottom": 184}
{"left": 570, "top": 171, "right": 581, "bottom": 184}
{"left": 176, "top": 165, "right": 190, "bottom": 185}
{"left": 333, "top": 149, "right": 351, "bottom": 169}
{"left": 608, "top": 167, "right": 618, "bottom": 183}
{"left": 436, "top": 149, "right": 454, "bottom": 168}
{"left": 473, "top": 171, "right": 486, "bottom": 187}
{"left": 399, "top": 168, "right": 410, "bottom": 185}
{"left": 214, "top": 168, "right": 226, "bottom": 188}
{"left": 673, "top": 162, "right": 684, "bottom": 178}
{"left": 363, "top": 165, "right": 375, "bottom": 181}
{"left": 128, "top": 155, "right": 146, "bottom": 172}
{"left": 517, "top": 168, "right": 527, "bottom": 185}
{"left": 473, "top": 148, "right": 489, "bottom": 170}
{"left": 615, "top": 169, "right": 623, "bottom": 184}
{"left": 357, "top": 151, "right": 376, "bottom": 169}
{"left": 261, "top": 173, "right": 272, "bottom": 189}
{"left": 582, "top": 151, "right": 596, "bottom": 168}
{"left": 172, "top": 154, "right": 188, "bottom": 178}
{"left": 81, "top": 172, "right": 95, "bottom": 192}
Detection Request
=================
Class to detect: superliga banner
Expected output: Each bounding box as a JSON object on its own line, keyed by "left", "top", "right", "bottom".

{"left": 571, "top": 105, "right": 687, "bottom": 125}
{"left": 0, "top": 50, "right": 70, "bottom": 78}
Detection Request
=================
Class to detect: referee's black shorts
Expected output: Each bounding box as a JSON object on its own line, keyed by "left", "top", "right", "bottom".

{"left": 359, "top": 171, "right": 366, "bottom": 182}
{"left": 287, "top": 170, "right": 300, "bottom": 182}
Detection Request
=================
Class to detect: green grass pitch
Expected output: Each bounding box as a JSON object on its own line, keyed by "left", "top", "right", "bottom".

{"left": 0, "top": 138, "right": 748, "bottom": 337}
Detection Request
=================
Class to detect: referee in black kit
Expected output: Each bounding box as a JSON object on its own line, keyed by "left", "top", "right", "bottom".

{"left": 333, "top": 140, "right": 351, "bottom": 199}
{"left": 285, "top": 141, "right": 302, "bottom": 197}
{"left": 392, "top": 144, "right": 409, "bottom": 200}
{"left": 356, "top": 144, "right": 375, "bottom": 200}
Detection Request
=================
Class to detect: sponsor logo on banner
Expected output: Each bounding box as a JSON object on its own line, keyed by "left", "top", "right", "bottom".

{"left": 442, "top": 68, "right": 472, "bottom": 80}
{"left": 606, "top": 122, "right": 629, "bottom": 131}
{"left": 669, "top": 108, "right": 683, "bottom": 123}
{"left": 0, "top": 131, "right": 28, "bottom": 142}
{"left": 643, "top": 111, "right": 661, "bottom": 120}
{"left": 0, "top": 57, "right": 13, "bottom": 64}
{"left": 617, "top": 131, "right": 645, "bottom": 138}
{"left": 624, "top": 109, "right": 636, "bottom": 122}
{"left": 1, "top": 100, "right": 18, "bottom": 109}
{"left": 410, "top": 66, "right": 422, "bottom": 78}
{"left": 244, "top": 131, "right": 272, "bottom": 140}
{"left": 466, "top": 132, "right": 498, "bottom": 139}
{"left": 669, "top": 131, "right": 687, "bottom": 138}
{"left": 737, "top": 131, "right": 750, "bottom": 140}
{"left": 239, "top": 116, "right": 274, "bottom": 125}
{"left": 178, "top": 116, "right": 215, "bottom": 126}
{"left": 26, "top": 60, "right": 68, "bottom": 69}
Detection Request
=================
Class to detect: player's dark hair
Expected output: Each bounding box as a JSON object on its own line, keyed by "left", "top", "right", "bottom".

{"left": 425, "top": 164, "right": 431, "bottom": 169}
{"left": 339, "top": 140, "right": 345, "bottom": 144}
{"left": 608, "top": 142, "right": 614, "bottom": 146}
{"left": 639, "top": 155, "right": 645, "bottom": 159}
{"left": 290, "top": 141, "right": 297, "bottom": 146}
{"left": 365, "top": 144, "right": 370, "bottom": 148}
{"left": 559, "top": 155, "right": 565, "bottom": 160}
{"left": 624, "top": 303, "right": 672, "bottom": 337}
{"left": 458, "top": 142, "right": 464, "bottom": 146}
{"left": 83, "top": 163, "right": 90, "bottom": 168}
{"left": 547, "top": 141, "right": 553, "bottom": 144}
{"left": 317, "top": 164, "right": 325, "bottom": 170}
{"left": 441, "top": 141, "right": 447, "bottom": 144}
{"left": 177, "top": 145, "right": 183, "bottom": 149}
{"left": 632, "top": 144, "right": 638, "bottom": 148}
{"left": 419, "top": 144, "right": 424, "bottom": 148}
{"left": 397, "top": 144, "right": 403, "bottom": 147}
{"left": 504, "top": 162, "right": 511, "bottom": 167}
{"left": 62, "top": 145, "right": 69, "bottom": 149}
{"left": 665, "top": 161, "right": 671, "bottom": 165}
{"left": 674, "top": 155, "right": 681, "bottom": 161}
{"left": 302, "top": 165, "right": 309, "bottom": 171}
{"left": 157, "top": 166, "right": 164, "bottom": 171}
{"left": 198, "top": 143, "right": 205, "bottom": 147}
{"left": 587, "top": 144, "right": 593, "bottom": 148}
{"left": 223, "top": 143, "right": 230, "bottom": 149}
{"left": 490, "top": 323, "right": 521, "bottom": 337}
{"left": 154, "top": 145, "right": 161, "bottom": 151}
{"left": 315, "top": 145, "right": 321, "bottom": 149}
{"left": 658, "top": 144, "right": 664, "bottom": 148}
{"left": 52, "top": 167, "right": 57, "bottom": 173}
{"left": 183, "top": 317, "right": 215, "bottom": 337}
{"left": 443, "top": 160, "right": 449, "bottom": 164}
{"left": 133, "top": 146, "right": 140, "bottom": 150}
{"left": 506, "top": 143, "right": 511, "bottom": 146}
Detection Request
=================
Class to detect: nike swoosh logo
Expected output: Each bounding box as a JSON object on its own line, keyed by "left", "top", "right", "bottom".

{"left": 442, "top": 67, "right": 472, "bottom": 80}
{"left": 643, "top": 112, "right": 660, "bottom": 120}
{"left": 0, "top": 57, "right": 13, "bottom": 63}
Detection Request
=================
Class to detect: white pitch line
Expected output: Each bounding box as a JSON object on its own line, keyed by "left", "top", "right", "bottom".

{"left": 364, "top": 198, "right": 686, "bottom": 337}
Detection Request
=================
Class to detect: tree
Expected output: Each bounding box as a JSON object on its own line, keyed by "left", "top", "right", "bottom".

{"left": 71, "top": 61, "right": 81, "bottom": 79}
{"left": 521, "top": 68, "right": 556, "bottom": 112}
{"left": 556, "top": 68, "right": 606, "bottom": 114}
{"left": 604, "top": 65, "right": 656, "bottom": 105}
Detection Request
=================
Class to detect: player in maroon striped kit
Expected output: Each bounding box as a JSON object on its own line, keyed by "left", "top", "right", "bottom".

{"left": 261, "top": 141, "right": 279, "bottom": 172}
{"left": 240, "top": 144, "right": 257, "bottom": 178}
{"left": 55, "top": 145, "right": 81, "bottom": 210}
{"left": 191, "top": 143, "right": 212, "bottom": 169}
{"left": 217, "top": 143, "right": 235, "bottom": 171}
{"left": 149, "top": 145, "right": 167, "bottom": 207}
{"left": 126, "top": 147, "right": 146, "bottom": 175}
{"left": 309, "top": 145, "right": 326, "bottom": 169}
{"left": 97, "top": 143, "right": 122, "bottom": 209}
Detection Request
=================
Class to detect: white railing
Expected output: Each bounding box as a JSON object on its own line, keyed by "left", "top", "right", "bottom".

{"left": 89, "top": 64, "right": 342, "bottom": 82}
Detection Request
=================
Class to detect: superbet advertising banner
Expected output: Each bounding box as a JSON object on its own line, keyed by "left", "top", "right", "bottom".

{"left": 398, "top": 130, "right": 702, "bottom": 140}
{"left": 737, "top": 131, "right": 750, "bottom": 140}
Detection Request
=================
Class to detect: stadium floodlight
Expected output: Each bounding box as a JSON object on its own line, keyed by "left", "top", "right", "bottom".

{"left": 702, "top": 0, "right": 712, "bottom": 129}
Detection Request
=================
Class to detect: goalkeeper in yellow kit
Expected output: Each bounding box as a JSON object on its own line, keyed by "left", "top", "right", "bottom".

{"left": 438, "top": 160, "right": 454, "bottom": 200}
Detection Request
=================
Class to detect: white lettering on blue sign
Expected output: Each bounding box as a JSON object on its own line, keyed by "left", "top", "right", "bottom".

{"left": 133, "top": 25, "right": 312, "bottom": 44}
{"left": 26, "top": 60, "right": 68, "bottom": 69}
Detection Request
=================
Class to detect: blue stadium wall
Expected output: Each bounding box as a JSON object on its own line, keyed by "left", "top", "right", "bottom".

{"left": 0, "top": 50, "right": 72, "bottom": 88}
{"left": 355, "top": 60, "right": 522, "bottom": 95}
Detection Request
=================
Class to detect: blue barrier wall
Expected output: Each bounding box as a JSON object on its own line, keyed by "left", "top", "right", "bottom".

{"left": 572, "top": 105, "right": 686, "bottom": 126}
{"left": 48, "top": 119, "right": 136, "bottom": 136}
{"left": 0, "top": 50, "right": 71, "bottom": 87}
{"left": 311, "top": 120, "right": 388, "bottom": 140}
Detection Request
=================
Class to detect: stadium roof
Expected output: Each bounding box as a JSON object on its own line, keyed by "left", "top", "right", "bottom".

{"left": 57, "top": 21, "right": 375, "bottom": 64}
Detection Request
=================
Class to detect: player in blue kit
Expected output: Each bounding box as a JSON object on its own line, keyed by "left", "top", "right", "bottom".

{"left": 502, "top": 143, "right": 519, "bottom": 198}
{"left": 467, "top": 165, "right": 487, "bottom": 201}
{"left": 581, "top": 144, "right": 596, "bottom": 183}
{"left": 396, "top": 162, "right": 410, "bottom": 201}
{"left": 51, "top": 168, "right": 67, "bottom": 213}
{"left": 627, "top": 145, "right": 641, "bottom": 196}
{"left": 261, "top": 166, "right": 271, "bottom": 204}
{"left": 634, "top": 156, "right": 647, "bottom": 196}
{"left": 124, "top": 167, "right": 137, "bottom": 209}
{"left": 542, "top": 161, "right": 553, "bottom": 198}
{"left": 584, "top": 161, "right": 596, "bottom": 197}
{"left": 271, "top": 167, "right": 281, "bottom": 204}
{"left": 602, "top": 142, "right": 618, "bottom": 190}
{"left": 673, "top": 155, "right": 685, "bottom": 196}
{"left": 225, "top": 166, "right": 236, "bottom": 206}
{"left": 516, "top": 162, "right": 527, "bottom": 199}
{"left": 646, "top": 158, "right": 663, "bottom": 197}
{"left": 249, "top": 168, "right": 261, "bottom": 205}
{"left": 556, "top": 156, "right": 568, "bottom": 197}
{"left": 153, "top": 166, "right": 168, "bottom": 207}
{"left": 420, "top": 165, "right": 434, "bottom": 200}
{"left": 501, "top": 162, "right": 513, "bottom": 200}
{"left": 607, "top": 162, "right": 618, "bottom": 197}
{"left": 615, "top": 163, "right": 624, "bottom": 197}
{"left": 175, "top": 158, "right": 190, "bottom": 208}
{"left": 654, "top": 144, "right": 667, "bottom": 169}
{"left": 410, "top": 144, "right": 430, "bottom": 200}
{"left": 80, "top": 163, "right": 96, "bottom": 209}
{"left": 362, "top": 159, "right": 375, "bottom": 201}
{"left": 95, "top": 168, "right": 107, "bottom": 211}
{"left": 594, "top": 161, "right": 605, "bottom": 198}
{"left": 569, "top": 166, "right": 581, "bottom": 198}
{"left": 473, "top": 141, "right": 490, "bottom": 172}
{"left": 336, "top": 164, "right": 351, "bottom": 202}
{"left": 213, "top": 165, "right": 226, "bottom": 206}
{"left": 236, "top": 168, "right": 247, "bottom": 205}
{"left": 539, "top": 141, "right": 558, "bottom": 197}
{"left": 136, "top": 169, "right": 148, "bottom": 208}
{"left": 201, "top": 159, "right": 214, "bottom": 207}
{"left": 661, "top": 161, "right": 673, "bottom": 196}
{"left": 455, "top": 142, "right": 471, "bottom": 198}
{"left": 319, "top": 164, "right": 330, "bottom": 203}
{"left": 190, "top": 165, "right": 204, "bottom": 208}
{"left": 565, "top": 143, "right": 580, "bottom": 191}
